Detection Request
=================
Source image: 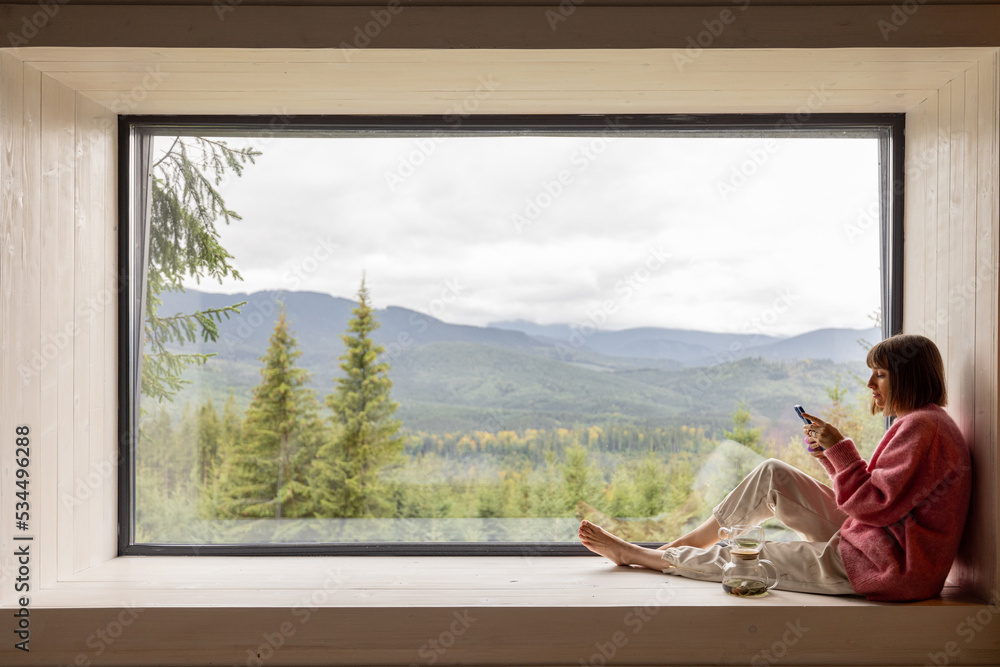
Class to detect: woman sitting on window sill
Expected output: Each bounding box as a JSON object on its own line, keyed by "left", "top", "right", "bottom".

{"left": 579, "top": 333, "right": 972, "bottom": 602}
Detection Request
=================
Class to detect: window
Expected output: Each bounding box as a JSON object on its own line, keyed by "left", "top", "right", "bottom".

{"left": 119, "top": 114, "right": 903, "bottom": 556}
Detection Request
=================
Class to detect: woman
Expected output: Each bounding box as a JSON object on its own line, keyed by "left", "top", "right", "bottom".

{"left": 579, "top": 334, "right": 972, "bottom": 601}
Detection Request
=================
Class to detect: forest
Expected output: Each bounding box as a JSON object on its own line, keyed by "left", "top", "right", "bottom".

{"left": 135, "top": 286, "right": 884, "bottom": 545}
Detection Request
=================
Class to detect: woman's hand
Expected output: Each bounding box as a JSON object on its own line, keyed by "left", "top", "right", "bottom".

{"left": 801, "top": 412, "right": 844, "bottom": 451}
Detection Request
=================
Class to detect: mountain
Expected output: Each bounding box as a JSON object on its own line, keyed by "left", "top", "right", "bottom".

{"left": 489, "top": 319, "right": 878, "bottom": 366}
{"left": 152, "top": 289, "right": 875, "bottom": 432}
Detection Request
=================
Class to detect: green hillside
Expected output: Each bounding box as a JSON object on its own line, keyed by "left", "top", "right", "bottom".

{"left": 156, "top": 337, "right": 869, "bottom": 439}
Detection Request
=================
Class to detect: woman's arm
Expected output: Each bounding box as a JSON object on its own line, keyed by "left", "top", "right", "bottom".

{"left": 822, "top": 416, "right": 948, "bottom": 526}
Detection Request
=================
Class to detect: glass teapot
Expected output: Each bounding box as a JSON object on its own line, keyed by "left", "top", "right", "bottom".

{"left": 718, "top": 524, "right": 778, "bottom": 598}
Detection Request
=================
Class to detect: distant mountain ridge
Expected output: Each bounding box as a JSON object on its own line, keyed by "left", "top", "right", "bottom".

{"left": 155, "top": 288, "right": 877, "bottom": 432}
{"left": 161, "top": 289, "right": 879, "bottom": 368}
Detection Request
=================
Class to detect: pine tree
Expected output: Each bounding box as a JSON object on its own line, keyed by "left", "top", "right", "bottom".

{"left": 196, "top": 398, "right": 222, "bottom": 488}
{"left": 142, "top": 137, "right": 260, "bottom": 403}
{"left": 316, "top": 277, "right": 404, "bottom": 518}
{"left": 724, "top": 400, "right": 767, "bottom": 455}
{"left": 219, "top": 306, "right": 321, "bottom": 518}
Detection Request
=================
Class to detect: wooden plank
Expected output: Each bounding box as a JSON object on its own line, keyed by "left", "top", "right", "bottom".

{"left": 903, "top": 98, "right": 928, "bottom": 334}
{"left": 75, "top": 88, "right": 929, "bottom": 116}
{"left": 73, "top": 92, "right": 109, "bottom": 569}
{"left": 0, "top": 600, "right": 997, "bottom": 667}
{"left": 72, "top": 91, "right": 93, "bottom": 575}
{"left": 39, "top": 67, "right": 966, "bottom": 94}
{"left": 947, "top": 71, "right": 966, "bottom": 438}
{"left": 41, "top": 73, "right": 78, "bottom": 582}
{"left": 20, "top": 62, "right": 45, "bottom": 590}
{"left": 0, "top": 49, "right": 24, "bottom": 609}
{"left": 2, "top": 5, "right": 1000, "bottom": 49}
{"left": 951, "top": 61, "right": 980, "bottom": 594}
{"left": 22, "top": 58, "right": 979, "bottom": 79}
{"left": 102, "top": 102, "right": 118, "bottom": 565}
{"left": 8, "top": 46, "right": 994, "bottom": 65}
{"left": 0, "top": 0, "right": 993, "bottom": 8}
{"left": 969, "top": 49, "right": 1000, "bottom": 601}
{"left": 934, "top": 82, "right": 951, "bottom": 351}
{"left": 37, "top": 70, "right": 64, "bottom": 591}
{"left": 922, "top": 88, "right": 940, "bottom": 338}
{"left": 958, "top": 65, "right": 978, "bottom": 451}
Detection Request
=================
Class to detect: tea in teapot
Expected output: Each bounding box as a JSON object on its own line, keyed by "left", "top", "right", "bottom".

{"left": 718, "top": 524, "right": 778, "bottom": 597}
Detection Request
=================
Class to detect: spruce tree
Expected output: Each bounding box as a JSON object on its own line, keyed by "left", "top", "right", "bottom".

{"left": 219, "top": 306, "right": 321, "bottom": 519}
{"left": 142, "top": 137, "right": 260, "bottom": 403}
{"left": 317, "top": 277, "right": 404, "bottom": 518}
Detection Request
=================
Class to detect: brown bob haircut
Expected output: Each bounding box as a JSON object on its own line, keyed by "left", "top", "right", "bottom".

{"left": 866, "top": 334, "right": 948, "bottom": 416}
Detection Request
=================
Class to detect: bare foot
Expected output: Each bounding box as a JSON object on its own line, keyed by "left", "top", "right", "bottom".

{"left": 578, "top": 520, "right": 670, "bottom": 570}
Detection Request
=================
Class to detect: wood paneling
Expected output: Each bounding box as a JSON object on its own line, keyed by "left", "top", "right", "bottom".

{"left": 0, "top": 65, "right": 117, "bottom": 604}
{"left": 0, "top": 47, "right": 982, "bottom": 116}
{"left": 1, "top": 5, "right": 1000, "bottom": 49}
{"left": 903, "top": 51, "right": 1000, "bottom": 601}
{"left": 0, "top": 49, "right": 24, "bottom": 609}
{"left": 0, "top": 38, "right": 998, "bottom": 665}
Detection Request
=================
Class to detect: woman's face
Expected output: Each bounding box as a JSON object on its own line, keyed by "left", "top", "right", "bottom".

{"left": 867, "top": 366, "right": 890, "bottom": 411}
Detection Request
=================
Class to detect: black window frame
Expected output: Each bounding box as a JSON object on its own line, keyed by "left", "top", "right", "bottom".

{"left": 117, "top": 113, "right": 905, "bottom": 556}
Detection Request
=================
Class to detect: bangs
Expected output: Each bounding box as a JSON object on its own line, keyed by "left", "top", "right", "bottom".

{"left": 866, "top": 340, "right": 890, "bottom": 370}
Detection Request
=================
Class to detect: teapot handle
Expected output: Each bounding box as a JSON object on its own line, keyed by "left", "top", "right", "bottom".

{"left": 757, "top": 558, "right": 779, "bottom": 591}
{"left": 718, "top": 526, "right": 731, "bottom": 544}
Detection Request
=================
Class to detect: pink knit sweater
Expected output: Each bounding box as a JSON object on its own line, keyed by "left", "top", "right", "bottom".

{"left": 818, "top": 404, "right": 971, "bottom": 601}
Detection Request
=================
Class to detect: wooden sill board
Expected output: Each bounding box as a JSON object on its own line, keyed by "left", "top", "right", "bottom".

{"left": 4, "top": 557, "right": 995, "bottom": 666}
{"left": 28, "top": 555, "right": 985, "bottom": 608}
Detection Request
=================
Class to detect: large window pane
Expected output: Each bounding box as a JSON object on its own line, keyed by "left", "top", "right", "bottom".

{"left": 127, "top": 119, "right": 890, "bottom": 550}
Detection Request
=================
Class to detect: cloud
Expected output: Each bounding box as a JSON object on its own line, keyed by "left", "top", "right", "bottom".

{"left": 179, "top": 133, "right": 881, "bottom": 336}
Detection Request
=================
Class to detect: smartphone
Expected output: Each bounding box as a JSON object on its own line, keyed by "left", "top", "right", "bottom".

{"left": 794, "top": 405, "right": 812, "bottom": 424}
{"left": 795, "top": 405, "right": 823, "bottom": 452}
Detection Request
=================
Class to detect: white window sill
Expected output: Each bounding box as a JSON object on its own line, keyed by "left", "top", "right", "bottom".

{"left": 9, "top": 556, "right": 993, "bottom": 666}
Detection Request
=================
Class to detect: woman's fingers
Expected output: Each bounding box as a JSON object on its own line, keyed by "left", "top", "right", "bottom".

{"left": 801, "top": 412, "right": 822, "bottom": 425}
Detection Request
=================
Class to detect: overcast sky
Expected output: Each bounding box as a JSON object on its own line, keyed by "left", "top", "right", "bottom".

{"left": 171, "top": 133, "right": 881, "bottom": 337}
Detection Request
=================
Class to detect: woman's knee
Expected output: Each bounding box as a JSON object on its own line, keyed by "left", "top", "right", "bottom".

{"left": 756, "top": 458, "right": 798, "bottom": 486}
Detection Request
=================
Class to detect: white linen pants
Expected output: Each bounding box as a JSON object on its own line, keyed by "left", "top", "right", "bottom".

{"left": 659, "top": 458, "right": 856, "bottom": 595}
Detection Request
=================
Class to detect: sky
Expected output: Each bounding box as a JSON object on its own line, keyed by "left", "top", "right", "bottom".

{"left": 170, "top": 132, "right": 882, "bottom": 337}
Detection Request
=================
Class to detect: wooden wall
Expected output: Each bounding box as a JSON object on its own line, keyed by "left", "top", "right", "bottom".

{"left": 903, "top": 50, "right": 1000, "bottom": 600}
{"left": 0, "top": 52, "right": 117, "bottom": 606}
